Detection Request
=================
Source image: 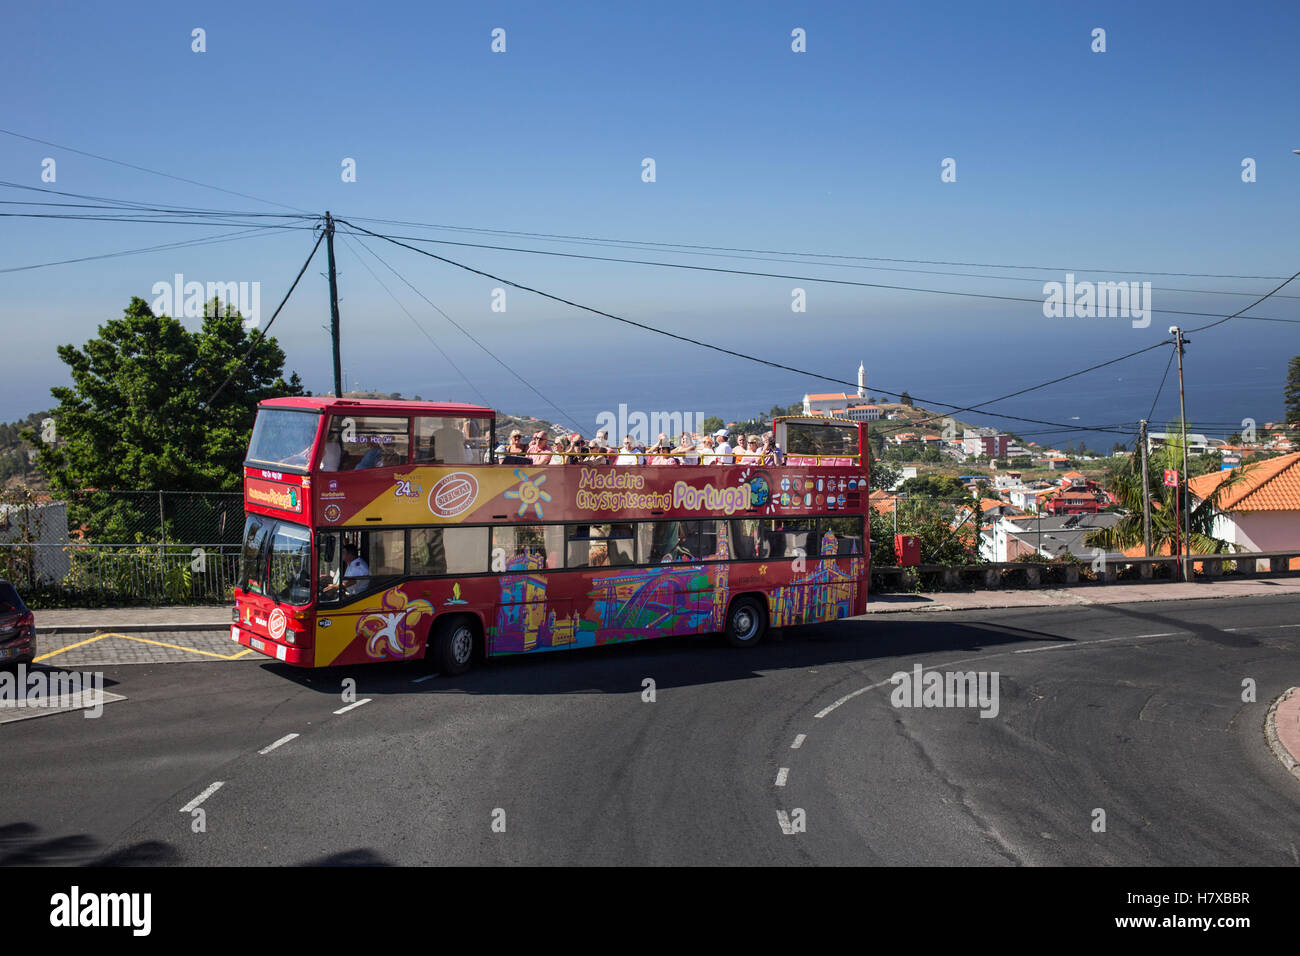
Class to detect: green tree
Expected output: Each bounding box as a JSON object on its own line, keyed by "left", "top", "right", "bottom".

{"left": 1084, "top": 434, "right": 1238, "bottom": 557}
{"left": 899, "top": 391, "right": 913, "bottom": 407}
{"left": 26, "top": 297, "right": 303, "bottom": 539}
{"left": 1285, "top": 354, "right": 1300, "bottom": 426}
{"left": 870, "top": 459, "right": 901, "bottom": 491}
{"left": 701, "top": 416, "right": 725, "bottom": 434}
{"left": 898, "top": 474, "right": 968, "bottom": 501}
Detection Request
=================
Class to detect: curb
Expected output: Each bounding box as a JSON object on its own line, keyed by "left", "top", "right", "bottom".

{"left": 1265, "top": 687, "right": 1300, "bottom": 782}
{"left": 863, "top": 585, "right": 1300, "bottom": 615}
{"left": 37, "top": 622, "right": 230, "bottom": 635}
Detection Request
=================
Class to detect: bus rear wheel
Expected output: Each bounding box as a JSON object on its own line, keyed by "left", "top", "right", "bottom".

{"left": 724, "top": 596, "right": 767, "bottom": 648}
{"left": 430, "top": 616, "right": 477, "bottom": 675}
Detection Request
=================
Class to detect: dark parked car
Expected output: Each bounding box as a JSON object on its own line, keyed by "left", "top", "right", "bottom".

{"left": 0, "top": 581, "right": 34, "bottom": 665}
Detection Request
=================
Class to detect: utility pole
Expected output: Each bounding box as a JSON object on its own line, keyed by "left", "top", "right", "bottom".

{"left": 1172, "top": 327, "right": 1192, "bottom": 580}
{"left": 1139, "top": 419, "right": 1152, "bottom": 557}
{"left": 325, "top": 211, "right": 343, "bottom": 398}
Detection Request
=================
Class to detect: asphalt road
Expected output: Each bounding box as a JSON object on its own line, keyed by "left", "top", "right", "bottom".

{"left": 3, "top": 594, "right": 1299, "bottom": 866}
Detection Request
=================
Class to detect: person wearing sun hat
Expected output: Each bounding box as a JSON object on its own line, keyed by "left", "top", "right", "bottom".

{"left": 713, "top": 428, "right": 734, "bottom": 465}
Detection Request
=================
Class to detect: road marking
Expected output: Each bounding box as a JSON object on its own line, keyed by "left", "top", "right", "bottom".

{"left": 815, "top": 677, "right": 897, "bottom": 719}
{"left": 32, "top": 634, "right": 109, "bottom": 662}
{"left": 1224, "top": 623, "right": 1300, "bottom": 632}
{"left": 334, "top": 698, "right": 372, "bottom": 715}
{"left": 775, "top": 768, "right": 789, "bottom": 787}
{"left": 180, "top": 781, "right": 224, "bottom": 813}
{"left": 107, "top": 633, "right": 255, "bottom": 660}
{"left": 791, "top": 734, "right": 806, "bottom": 749}
{"left": 814, "top": 631, "right": 1190, "bottom": 719}
{"left": 411, "top": 673, "right": 439, "bottom": 684}
{"left": 1014, "top": 632, "right": 1180, "bottom": 654}
{"left": 258, "top": 733, "right": 299, "bottom": 755}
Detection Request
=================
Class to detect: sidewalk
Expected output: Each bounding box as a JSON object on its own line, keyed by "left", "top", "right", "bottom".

{"left": 35, "top": 605, "right": 230, "bottom": 634}
{"left": 864, "top": 574, "right": 1300, "bottom": 613}
{"left": 31, "top": 605, "right": 239, "bottom": 668}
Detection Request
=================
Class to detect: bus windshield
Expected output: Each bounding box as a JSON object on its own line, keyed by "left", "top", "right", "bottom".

{"left": 247, "top": 408, "right": 321, "bottom": 470}
{"left": 239, "top": 514, "right": 313, "bottom": 606}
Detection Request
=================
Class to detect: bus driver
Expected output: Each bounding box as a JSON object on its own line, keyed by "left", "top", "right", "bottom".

{"left": 320, "top": 542, "right": 371, "bottom": 598}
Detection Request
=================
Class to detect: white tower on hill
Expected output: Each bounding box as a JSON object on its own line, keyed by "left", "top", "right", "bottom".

{"left": 857, "top": 361, "right": 866, "bottom": 399}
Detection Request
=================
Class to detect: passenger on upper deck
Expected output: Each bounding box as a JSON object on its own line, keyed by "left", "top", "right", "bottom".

{"left": 615, "top": 437, "right": 639, "bottom": 466}
{"left": 713, "top": 429, "right": 734, "bottom": 465}
{"left": 649, "top": 439, "right": 678, "bottom": 465}
{"left": 549, "top": 436, "right": 570, "bottom": 465}
{"left": 676, "top": 436, "right": 699, "bottom": 465}
{"left": 527, "top": 432, "right": 552, "bottom": 465}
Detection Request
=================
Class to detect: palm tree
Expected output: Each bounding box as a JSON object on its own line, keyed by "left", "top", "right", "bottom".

{"left": 1085, "top": 433, "right": 1241, "bottom": 556}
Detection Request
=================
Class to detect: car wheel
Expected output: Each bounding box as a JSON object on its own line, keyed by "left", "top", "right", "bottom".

{"left": 724, "top": 596, "right": 766, "bottom": 648}
{"left": 430, "top": 616, "right": 476, "bottom": 675}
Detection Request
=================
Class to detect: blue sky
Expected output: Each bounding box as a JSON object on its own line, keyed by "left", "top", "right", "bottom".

{"left": 2, "top": 0, "right": 1298, "bottom": 444}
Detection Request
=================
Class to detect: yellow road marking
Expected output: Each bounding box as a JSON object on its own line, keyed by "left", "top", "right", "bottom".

{"left": 106, "top": 633, "right": 254, "bottom": 660}
{"left": 33, "top": 633, "right": 109, "bottom": 662}
{"left": 36, "top": 631, "right": 254, "bottom": 662}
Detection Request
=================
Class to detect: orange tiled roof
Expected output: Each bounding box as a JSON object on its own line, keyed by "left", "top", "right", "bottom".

{"left": 806, "top": 392, "right": 849, "bottom": 401}
{"left": 1187, "top": 451, "right": 1300, "bottom": 511}
{"left": 869, "top": 489, "right": 896, "bottom": 513}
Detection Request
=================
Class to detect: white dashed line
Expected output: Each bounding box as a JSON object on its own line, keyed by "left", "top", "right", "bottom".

{"left": 815, "top": 677, "right": 897, "bottom": 719}
{"left": 1014, "top": 632, "right": 1180, "bottom": 654}
{"left": 411, "top": 673, "right": 439, "bottom": 684}
{"left": 813, "top": 631, "right": 1189, "bottom": 719}
{"left": 791, "top": 734, "right": 806, "bottom": 749}
{"left": 775, "top": 768, "right": 789, "bottom": 787}
{"left": 333, "top": 699, "right": 372, "bottom": 715}
{"left": 258, "top": 733, "right": 299, "bottom": 755}
{"left": 179, "top": 781, "right": 224, "bottom": 813}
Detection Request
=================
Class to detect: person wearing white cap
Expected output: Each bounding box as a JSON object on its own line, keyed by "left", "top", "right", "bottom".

{"left": 713, "top": 429, "right": 734, "bottom": 465}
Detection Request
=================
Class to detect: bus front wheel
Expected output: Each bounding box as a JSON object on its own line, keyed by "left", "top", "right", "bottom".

{"left": 430, "top": 616, "right": 477, "bottom": 675}
{"left": 724, "top": 596, "right": 767, "bottom": 648}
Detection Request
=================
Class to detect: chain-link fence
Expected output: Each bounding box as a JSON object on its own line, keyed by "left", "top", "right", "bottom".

{"left": 0, "top": 490, "right": 244, "bottom": 607}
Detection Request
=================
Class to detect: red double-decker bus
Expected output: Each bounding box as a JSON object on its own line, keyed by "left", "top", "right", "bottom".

{"left": 231, "top": 397, "right": 869, "bottom": 673}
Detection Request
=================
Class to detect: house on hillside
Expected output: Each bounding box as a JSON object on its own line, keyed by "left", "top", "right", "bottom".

{"left": 988, "top": 512, "right": 1124, "bottom": 563}
{"left": 802, "top": 392, "right": 851, "bottom": 416}
{"left": 1188, "top": 451, "right": 1300, "bottom": 569}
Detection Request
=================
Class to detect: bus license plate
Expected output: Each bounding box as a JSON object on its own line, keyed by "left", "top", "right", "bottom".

{"left": 251, "top": 638, "right": 265, "bottom": 652}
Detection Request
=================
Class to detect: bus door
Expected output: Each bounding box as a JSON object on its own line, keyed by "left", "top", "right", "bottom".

{"left": 492, "top": 525, "right": 566, "bottom": 653}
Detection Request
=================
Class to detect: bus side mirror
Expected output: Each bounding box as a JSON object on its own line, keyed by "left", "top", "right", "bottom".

{"left": 322, "top": 536, "right": 336, "bottom": 563}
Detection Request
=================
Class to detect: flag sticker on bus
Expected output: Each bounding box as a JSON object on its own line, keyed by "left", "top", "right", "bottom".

{"left": 428, "top": 472, "right": 479, "bottom": 517}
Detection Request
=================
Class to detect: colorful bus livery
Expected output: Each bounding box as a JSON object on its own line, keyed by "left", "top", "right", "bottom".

{"left": 232, "top": 398, "right": 869, "bottom": 672}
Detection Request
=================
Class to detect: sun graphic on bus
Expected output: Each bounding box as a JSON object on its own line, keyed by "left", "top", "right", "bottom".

{"left": 504, "top": 469, "right": 552, "bottom": 519}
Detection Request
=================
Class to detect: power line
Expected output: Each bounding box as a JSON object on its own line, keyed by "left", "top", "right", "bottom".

{"left": 1186, "top": 268, "right": 1300, "bottom": 333}
{"left": 0, "top": 224, "right": 299, "bottom": 275}
{"left": 1146, "top": 349, "right": 1178, "bottom": 423}
{"left": 204, "top": 227, "right": 327, "bottom": 407}
{"left": 0, "top": 128, "right": 313, "bottom": 214}
{"left": 323, "top": 228, "right": 1300, "bottom": 324}
{"left": 336, "top": 233, "right": 492, "bottom": 408}
{"left": 336, "top": 228, "right": 581, "bottom": 430}
{"left": 340, "top": 214, "right": 1294, "bottom": 281}
{"left": 337, "top": 218, "right": 1135, "bottom": 435}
